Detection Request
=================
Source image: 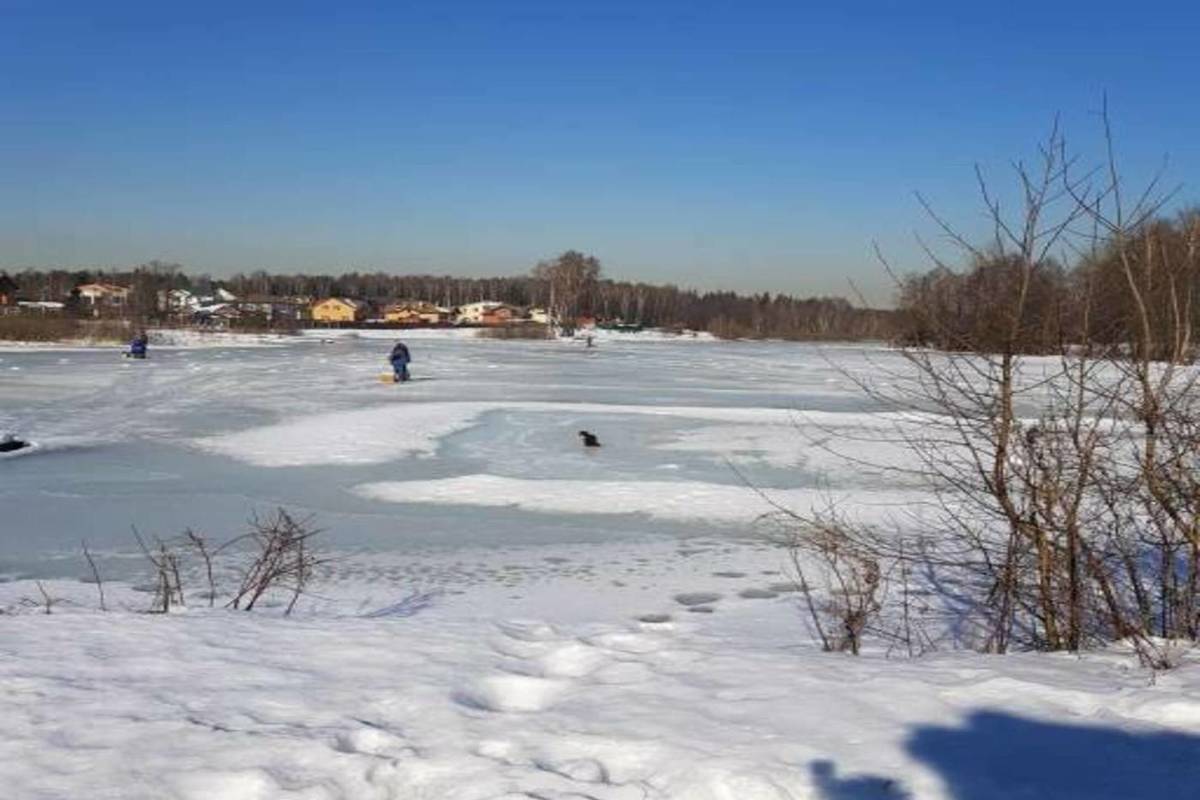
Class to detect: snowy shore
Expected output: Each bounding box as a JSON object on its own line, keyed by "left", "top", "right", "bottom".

{"left": 4, "top": 572, "right": 1198, "bottom": 800}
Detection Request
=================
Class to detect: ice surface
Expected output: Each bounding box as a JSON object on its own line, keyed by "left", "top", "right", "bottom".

{"left": 1, "top": 335, "right": 913, "bottom": 576}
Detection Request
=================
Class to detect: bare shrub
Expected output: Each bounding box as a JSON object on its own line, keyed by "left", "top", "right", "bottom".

{"left": 184, "top": 529, "right": 216, "bottom": 607}
{"left": 227, "top": 508, "right": 326, "bottom": 614}
{"left": 133, "top": 527, "right": 186, "bottom": 613}
{"left": 32, "top": 581, "right": 56, "bottom": 614}
{"left": 797, "top": 109, "right": 1200, "bottom": 670}
{"left": 122, "top": 510, "right": 326, "bottom": 615}
{"left": 783, "top": 515, "right": 883, "bottom": 655}
{"left": 82, "top": 540, "right": 107, "bottom": 612}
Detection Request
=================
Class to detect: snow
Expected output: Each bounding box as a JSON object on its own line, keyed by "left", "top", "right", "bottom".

{"left": 192, "top": 396, "right": 926, "bottom": 469}
{"left": 195, "top": 403, "right": 490, "bottom": 466}
{"left": 356, "top": 474, "right": 919, "bottom": 524}
{"left": 2, "top": 336, "right": 1197, "bottom": 798}
{"left": 2, "top": 593, "right": 1197, "bottom": 799}
{"left": 0, "top": 328, "right": 296, "bottom": 353}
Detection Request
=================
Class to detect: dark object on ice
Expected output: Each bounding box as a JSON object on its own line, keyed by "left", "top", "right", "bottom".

{"left": 127, "top": 331, "right": 148, "bottom": 359}
{"left": 578, "top": 430, "right": 601, "bottom": 447}
{"left": 389, "top": 340, "right": 411, "bottom": 382}
{"left": 0, "top": 434, "right": 29, "bottom": 453}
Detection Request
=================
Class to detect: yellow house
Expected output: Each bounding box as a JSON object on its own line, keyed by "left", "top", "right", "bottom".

{"left": 310, "top": 297, "right": 365, "bottom": 323}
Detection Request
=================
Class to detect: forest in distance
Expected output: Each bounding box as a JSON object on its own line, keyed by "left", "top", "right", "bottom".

{"left": 6, "top": 255, "right": 894, "bottom": 341}
{"left": 5, "top": 201, "right": 1199, "bottom": 350}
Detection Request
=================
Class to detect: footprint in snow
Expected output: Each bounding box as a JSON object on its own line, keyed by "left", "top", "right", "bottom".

{"left": 739, "top": 588, "right": 779, "bottom": 600}
{"left": 496, "top": 619, "right": 560, "bottom": 642}
{"left": 333, "top": 727, "right": 413, "bottom": 759}
{"left": 674, "top": 591, "right": 722, "bottom": 606}
{"left": 455, "top": 674, "right": 570, "bottom": 713}
{"left": 535, "top": 642, "right": 609, "bottom": 679}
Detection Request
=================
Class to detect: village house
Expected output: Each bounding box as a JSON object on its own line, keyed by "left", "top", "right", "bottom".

{"left": 454, "top": 301, "right": 521, "bottom": 326}
{"left": 75, "top": 282, "right": 130, "bottom": 307}
{"left": 241, "top": 296, "right": 311, "bottom": 323}
{"left": 481, "top": 305, "right": 519, "bottom": 326}
{"left": 383, "top": 301, "right": 451, "bottom": 326}
{"left": 527, "top": 307, "right": 553, "bottom": 325}
{"left": 74, "top": 282, "right": 131, "bottom": 316}
{"left": 158, "top": 288, "right": 199, "bottom": 315}
{"left": 193, "top": 304, "right": 245, "bottom": 329}
{"left": 311, "top": 297, "right": 366, "bottom": 323}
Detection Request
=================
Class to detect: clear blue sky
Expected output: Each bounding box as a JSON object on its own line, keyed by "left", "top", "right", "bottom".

{"left": 1, "top": 1, "right": 1197, "bottom": 304}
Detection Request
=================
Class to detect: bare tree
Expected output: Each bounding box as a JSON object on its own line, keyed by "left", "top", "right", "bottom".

{"left": 531, "top": 250, "right": 601, "bottom": 333}
{"left": 779, "top": 110, "right": 1200, "bottom": 668}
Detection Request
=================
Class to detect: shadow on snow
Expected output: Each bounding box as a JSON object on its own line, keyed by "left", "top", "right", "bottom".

{"left": 812, "top": 709, "right": 1200, "bottom": 799}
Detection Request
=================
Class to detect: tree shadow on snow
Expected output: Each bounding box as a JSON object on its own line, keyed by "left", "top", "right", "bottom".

{"left": 811, "top": 709, "right": 1200, "bottom": 799}
{"left": 810, "top": 760, "right": 909, "bottom": 799}
{"left": 904, "top": 709, "right": 1200, "bottom": 799}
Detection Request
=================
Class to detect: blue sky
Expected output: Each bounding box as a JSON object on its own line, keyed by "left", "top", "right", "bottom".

{"left": 1, "top": 1, "right": 1197, "bottom": 303}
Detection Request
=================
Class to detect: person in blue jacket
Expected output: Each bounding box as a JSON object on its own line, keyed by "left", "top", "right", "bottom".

{"left": 389, "top": 340, "right": 411, "bottom": 382}
{"left": 128, "top": 331, "right": 149, "bottom": 359}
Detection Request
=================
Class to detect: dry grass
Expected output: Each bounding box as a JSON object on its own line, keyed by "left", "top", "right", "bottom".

{"left": 475, "top": 323, "right": 552, "bottom": 340}
{"left": 0, "top": 315, "right": 130, "bottom": 343}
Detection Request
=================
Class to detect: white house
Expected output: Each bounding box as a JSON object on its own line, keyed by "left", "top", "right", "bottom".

{"left": 159, "top": 288, "right": 199, "bottom": 313}
{"left": 75, "top": 282, "right": 130, "bottom": 307}
{"left": 454, "top": 301, "right": 506, "bottom": 325}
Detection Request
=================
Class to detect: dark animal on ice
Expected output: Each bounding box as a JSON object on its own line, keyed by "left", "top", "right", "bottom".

{"left": 578, "top": 430, "right": 601, "bottom": 448}
{"left": 0, "top": 434, "right": 29, "bottom": 453}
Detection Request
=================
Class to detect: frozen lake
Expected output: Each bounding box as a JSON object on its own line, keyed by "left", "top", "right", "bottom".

{"left": 1, "top": 332, "right": 909, "bottom": 584}
{"left": 5, "top": 332, "right": 1198, "bottom": 800}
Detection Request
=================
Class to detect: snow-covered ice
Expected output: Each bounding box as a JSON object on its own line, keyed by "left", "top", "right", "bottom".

{"left": 2, "top": 334, "right": 1197, "bottom": 798}
{"left": 356, "top": 474, "right": 921, "bottom": 524}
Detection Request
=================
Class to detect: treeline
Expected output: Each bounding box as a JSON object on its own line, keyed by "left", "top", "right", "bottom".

{"left": 5, "top": 259, "right": 895, "bottom": 340}
{"left": 897, "top": 209, "right": 1200, "bottom": 359}
{"left": 220, "top": 268, "right": 895, "bottom": 339}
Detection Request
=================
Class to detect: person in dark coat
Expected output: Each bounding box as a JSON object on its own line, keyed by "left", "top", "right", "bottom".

{"left": 128, "top": 331, "right": 149, "bottom": 359}
{"left": 389, "top": 340, "right": 411, "bottom": 382}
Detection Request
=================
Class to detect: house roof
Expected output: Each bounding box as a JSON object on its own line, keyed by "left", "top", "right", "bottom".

{"left": 313, "top": 297, "right": 361, "bottom": 309}
{"left": 386, "top": 301, "right": 448, "bottom": 313}
{"left": 76, "top": 282, "right": 130, "bottom": 294}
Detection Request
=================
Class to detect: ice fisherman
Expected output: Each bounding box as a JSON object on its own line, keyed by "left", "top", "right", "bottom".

{"left": 389, "top": 340, "right": 411, "bottom": 382}
{"left": 128, "top": 331, "right": 149, "bottom": 359}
